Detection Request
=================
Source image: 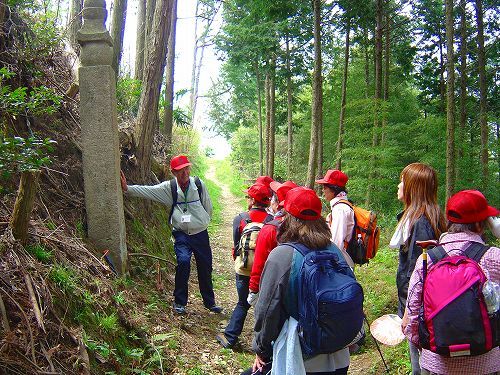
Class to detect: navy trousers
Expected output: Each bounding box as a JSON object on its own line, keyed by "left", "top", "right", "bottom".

{"left": 224, "top": 273, "right": 251, "bottom": 345}
{"left": 172, "top": 229, "right": 215, "bottom": 307}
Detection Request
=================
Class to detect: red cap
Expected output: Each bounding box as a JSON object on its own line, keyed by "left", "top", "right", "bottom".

{"left": 284, "top": 187, "right": 322, "bottom": 221}
{"left": 245, "top": 183, "right": 272, "bottom": 204}
{"left": 446, "top": 190, "right": 499, "bottom": 224}
{"left": 170, "top": 155, "right": 192, "bottom": 170}
{"left": 315, "top": 169, "right": 348, "bottom": 187}
{"left": 255, "top": 176, "right": 274, "bottom": 187}
{"left": 270, "top": 180, "right": 298, "bottom": 204}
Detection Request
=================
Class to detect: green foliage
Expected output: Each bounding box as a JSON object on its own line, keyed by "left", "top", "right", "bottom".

{"left": 26, "top": 243, "right": 52, "bottom": 263}
{"left": 0, "top": 135, "right": 55, "bottom": 176}
{"left": 96, "top": 312, "right": 119, "bottom": 335}
{"left": 116, "top": 76, "right": 142, "bottom": 117}
{"left": 49, "top": 265, "right": 77, "bottom": 294}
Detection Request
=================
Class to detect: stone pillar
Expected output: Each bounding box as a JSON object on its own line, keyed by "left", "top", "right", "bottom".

{"left": 77, "top": 0, "right": 127, "bottom": 275}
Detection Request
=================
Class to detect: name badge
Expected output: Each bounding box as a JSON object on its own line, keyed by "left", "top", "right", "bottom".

{"left": 181, "top": 215, "right": 191, "bottom": 223}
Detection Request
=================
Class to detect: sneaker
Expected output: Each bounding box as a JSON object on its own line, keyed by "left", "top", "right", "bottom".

{"left": 215, "top": 333, "right": 234, "bottom": 349}
{"left": 206, "top": 305, "right": 223, "bottom": 313}
{"left": 173, "top": 303, "right": 186, "bottom": 315}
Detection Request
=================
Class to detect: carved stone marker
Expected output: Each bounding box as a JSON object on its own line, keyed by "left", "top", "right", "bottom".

{"left": 77, "top": 0, "right": 127, "bottom": 274}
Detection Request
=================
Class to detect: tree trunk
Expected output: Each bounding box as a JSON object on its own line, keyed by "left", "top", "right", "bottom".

{"left": 438, "top": 31, "right": 446, "bottom": 114}
{"left": 134, "top": 0, "right": 174, "bottom": 183}
{"left": 474, "top": 0, "right": 488, "bottom": 190}
{"left": 381, "top": 13, "right": 390, "bottom": 146}
{"left": 10, "top": 171, "right": 40, "bottom": 244}
{"left": 336, "top": 17, "right": 350, "bottom": 170}
{"left": 135, "top": 0, "right": 146, "bottom": 81}
{"left": 367, "top": 0, "right": 383, "bottom": 205}
{"left": 268, "top": 58, "right": 276, "bottom": 178}
{"left": 255, "top": 61, "right": 264, "bottom": 176}
{"left": 162, "top": 0, "right": 178, "bottom": 154}
{"left": 445, "top": 0, "right": 456, "bottom": 199}
{"left": 143, "top": 0, "right": 157, "bottom": 70}
{"left": 286, "top": 35, "right": 293, "bottom": 179}
{"left": 265, "top": 70, "right": 270, "bottom": 176}
{"left": 68, "top": 0, "right": 82, "bottom": 51}
{"left": 458, "top": 0, "right": 467, "bottom": 164}
{"left": 306, "top": 0, "right": 322, "bottom": 188}
{"left": 110, "top": 0, "right": 128, "bottom": 78}
{"left": 364, "top": 27, "right": 370, "bottom": 100}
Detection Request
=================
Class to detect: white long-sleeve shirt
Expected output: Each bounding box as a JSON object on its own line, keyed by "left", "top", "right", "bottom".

{"left": 328, "top": 194, "right": 355, "bottom": 267}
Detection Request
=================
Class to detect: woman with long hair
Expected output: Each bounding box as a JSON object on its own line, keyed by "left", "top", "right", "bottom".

{"left": 242, "top": 187, "right": 351, "bottom": 375}
{"left": 389, "top": 163, "right": 446, "bottom": 374}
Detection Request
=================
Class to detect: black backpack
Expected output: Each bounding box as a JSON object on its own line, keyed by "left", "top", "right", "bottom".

{"left": 168, "top": 177, "right": 203, "bottom": 223}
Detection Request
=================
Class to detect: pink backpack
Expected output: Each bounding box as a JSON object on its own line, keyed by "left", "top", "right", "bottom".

{"left": 419, "top": 242, "right": 498, "bottom": 357}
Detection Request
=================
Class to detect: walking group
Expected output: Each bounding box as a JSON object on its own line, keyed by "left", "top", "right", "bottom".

{"left": 121, "top": 154, "right": 499, "bottom": 375}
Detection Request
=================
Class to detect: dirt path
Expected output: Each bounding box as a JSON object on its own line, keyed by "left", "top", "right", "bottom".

{"left": 165, "top": 164, "right": 380, "bottom": 374}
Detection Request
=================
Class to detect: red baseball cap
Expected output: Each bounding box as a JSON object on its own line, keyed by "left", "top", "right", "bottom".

{"left": 170, "top": 155, "right": 192, "bottom": 171}
{"left": 284, "top": 187, "right": 322, "bottom": 221}
{"left": 245, "top": 183, "right": 272, "bottom": 204}
{"left": 446, "top": 190, "right": 499, "bottom": 224}
{"left": 255, "top": 176, "right": 274, "bottom": 187}
{"left": 315, "top": 169, "right": 348, "bottom": 187}
{"left": 270, "top": 180, "right": 298, "bottom": 204}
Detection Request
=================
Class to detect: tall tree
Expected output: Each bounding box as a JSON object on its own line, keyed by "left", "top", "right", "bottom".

{"left": 306, "top": 0, "right": 323, "bottom": 188}
{"left": 254, "top": 61, "right": 264, "bottom": 175}
{"left": 445, "top": 0, "right": 456, "bottom": 199}
{"left": 189, "top": 0, "right": 220, "bottom": 126}
{"left": 474, "top": 0, "right": 488, "bottom": 189}
{"left": 366, "top": 0, "right": 383, "bottom": 205}
{"left": 285, "top": 34, "right": 293, "bottom": 178}
{"left": 458, "top": 0, "right": 467, "bottom": 163}
{"left": 265, "top": 69, "right": 270, "bottom": 176}
{"left": 68, "top": 0, "right": 82, "bottom": 51}
{"left": 336, "top": 16, "right": 350, "bottom": 170}
{"left": 110, "top": 0, "right": 127, "bottom": 77}
{"left": 162, "top": 0, "right": 178, "bottom": 153}
{"left": 268, "top": 58, "right": 276, "bottom": 178}
{"left": 143, "top": 0, "right": 157, "bottom": 70}
{"left": 134, "top": 0, "right": 174, "bottom": 182}
{"left": 135, "top": 0, "right": 146, "bottom": 81}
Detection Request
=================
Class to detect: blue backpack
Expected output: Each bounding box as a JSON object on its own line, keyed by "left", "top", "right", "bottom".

{"left": 285, "top": 242, "right": 364, "bottom": 356}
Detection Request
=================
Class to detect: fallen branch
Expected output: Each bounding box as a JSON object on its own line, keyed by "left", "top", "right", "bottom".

{"left": 0, "top": 291, "right": 10, "bottom": 332}
{"left": 128, "top": 252, "right": 176, "bottom": 268}
{"left": 24, "top": 274, "right": 46, "bottom": 333}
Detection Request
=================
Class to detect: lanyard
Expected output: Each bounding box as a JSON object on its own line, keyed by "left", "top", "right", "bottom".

{"left": 182, "top": 184, "right": 189, "bottom": 213}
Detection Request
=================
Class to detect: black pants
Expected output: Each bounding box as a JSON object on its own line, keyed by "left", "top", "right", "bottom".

{"left": 240, "top": 364, "right": 349, "bottom": 375}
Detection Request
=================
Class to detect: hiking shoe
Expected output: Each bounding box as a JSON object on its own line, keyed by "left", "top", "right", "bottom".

{"left": 215, "top": 333, "right": 234, "bottom": 349}
{"left": 173, "top": 303, "right": 186, "bottom": 315}
{"left": 206, "top": 305, "right": 223, "bottom": 313}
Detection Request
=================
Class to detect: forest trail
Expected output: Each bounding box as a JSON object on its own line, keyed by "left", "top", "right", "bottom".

{"left": 197, "top": 164, "right": 380, "bottom": 374}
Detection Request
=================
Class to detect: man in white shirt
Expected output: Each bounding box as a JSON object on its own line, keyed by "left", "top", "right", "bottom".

{"left": 316, "top": 169, "right": 355, "bottom": 267}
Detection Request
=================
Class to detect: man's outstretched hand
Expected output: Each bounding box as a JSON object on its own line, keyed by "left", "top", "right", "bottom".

{"left": 120, "top": 170, "right": 128, "bottom": 191}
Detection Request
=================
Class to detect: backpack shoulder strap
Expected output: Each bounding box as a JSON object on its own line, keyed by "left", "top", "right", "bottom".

{"left": 266, "top": 219, "right": 281, "bottom": 228}
{"left": 168, "top": 178, "right": 178, "bottom": 223}
{"left": 463, "top": 242, "right": 490, "bottom": 263}
{"left": 331, "top": 199, "right": 354, "bottom": 211}
{"left": 194, "top": 176, "right": 203, "bottom": 201}
{"left": 427, "top": 245, "right": 447, "bottom": 264}
{"left": 285, "top": 242, "right": 310, "bottom": 258}
{"left": 239, "top": 211, "right": 251, "bottom": 224}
